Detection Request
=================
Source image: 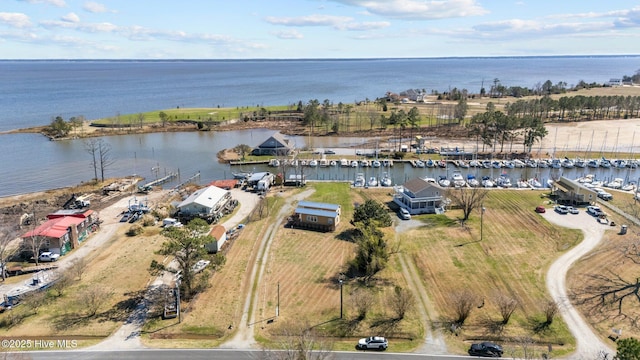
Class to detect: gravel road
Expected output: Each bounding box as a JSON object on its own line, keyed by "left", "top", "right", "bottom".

{"left": 542, "top": 209, "right": 614, "bottom": 359}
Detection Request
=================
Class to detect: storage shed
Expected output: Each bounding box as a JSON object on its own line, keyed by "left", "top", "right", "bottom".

{"left": 206, "top": 224, "right": 227, "bottom": 253}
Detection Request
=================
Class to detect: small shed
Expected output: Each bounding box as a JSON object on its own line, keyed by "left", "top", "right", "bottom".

{"left": 206, "top": 224, "right": 227, "bottom": 253}
{"left": 552, "top": 176, "right": 597, "bottom": 205}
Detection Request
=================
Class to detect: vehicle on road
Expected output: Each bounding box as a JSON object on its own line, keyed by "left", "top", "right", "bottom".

{"left": 535, "top": 205, "right": 546, "bottom": 213}
{"left": 554, "top": 205, "right": 569, "bottom": 214}
{"left": 468, "top": 342, "right": 503, "bottom": 357}
{"left": 567, "top": 206, "right": 579, "bottom": 214}
{"left": 399, "top": 208, "right": 411, "bottom": 220}
{"left": 357, "top": 336, "right": 388, "bottom": 350}
{"left": 38, "top": 251, "right": 60, "bottom": 262}
{"left": 323, "top": 149, "right": 336, "bottom": 154}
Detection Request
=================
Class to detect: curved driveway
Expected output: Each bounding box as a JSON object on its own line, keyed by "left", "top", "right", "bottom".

{"left": 542, "top": 210, "right": 614, "bottom": 359}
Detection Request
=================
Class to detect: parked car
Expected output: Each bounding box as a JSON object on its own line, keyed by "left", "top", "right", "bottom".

{"left": 535, "top": 205, "right": 546, "bottom": 213}
{"left": 357, "top": 336, "right": 388, "bottom": 350}
{"left": 468, "top": 342, "right": 503, "bottom": 357}
{"left": 554, "top": 205, "right": 569, "bottom": 214}
{"left": 567, "top": 206, "right": 579, "bottom": 214}
{"left": 587, "top": 206, "right": 603, "bottom": 216}
{"left": 323, "top": 149, "right": 336, "bottom": 155}
{"left": 399, "top": 208, "right": 411, "bottom": 220}
{"left": 38, "top": 251, "right": 60, "bottom": 262}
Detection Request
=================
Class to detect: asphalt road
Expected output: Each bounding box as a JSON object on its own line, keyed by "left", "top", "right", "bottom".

{"left": 27, "top": 349, "right": 467, "bottom": 360}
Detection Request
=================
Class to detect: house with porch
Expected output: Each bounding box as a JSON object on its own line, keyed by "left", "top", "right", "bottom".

{"left": 289, "top": 201, "right": 341, "bottom": 232}
{"left": 394, "top": 178, "right": 445, "bottom": 214}
{"left": 21, "top": 209, "right": 99, "bottom": 256}
{"left": 177, "top": 185, "right": 232, "bottom": 222}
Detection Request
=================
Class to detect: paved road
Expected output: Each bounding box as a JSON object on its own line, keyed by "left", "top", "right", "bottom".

{"left": 27, "top": 349, "right": 464, "bottom": 360}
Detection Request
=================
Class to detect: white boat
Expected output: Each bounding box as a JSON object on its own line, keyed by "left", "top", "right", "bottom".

{"left": 550, "top": 159, "right": 561, "bottom": 169}
{"left": 350, "top": 160, "right": 358, "bottom": 168}
{"left": 308, "top": 159, "right": 318, "bottom": 167}
{"left": 467, "top": 174, "right": 479, "bottom": 187}
{"left": 340, "top": 158, "right": 350, "bottom": 167}
{"left": 382, "top": 159, "right": 393, "bottom": 167}
{"left": 192, "top": 259, "right": 210, "bottom": 274}
{"left": 574, "top": 158, "right": 586, "bottom": 168}
{"left": 600, "top": 157, "right": 612, "bottom": 168}
{"left": 469, "top": 160, "right": 480, "bottom": 168}
{"left": 437, "top": 176, "right": 451, "bottom": 187}
{"left": 353, "top": 173, "right": 365, "bottom": 187}
{"left": 481, "top": 176, "right": 494, "bottom": 188}
{"left": 481, "top": 160, "right": 492, "bottom": 169}
{"left": 526, "top": 159, "right": 538, "bottom": 168}
{"left": 319, "top": 159, "right": 329, "bottom": 167}
{"left": 622, "top": 182, "right": 636, "bottom": 192}
{"left": 606, "top": 178, "right": 624, "bottom": 189}
{"left": 359, "top": 160, "right": 370, "bottom": 167}
{"left": 527, "top": 178, "right": 543, "bottom": 188}
{"left": 561, "top": 158, "right": 574, "bottom": 168}
{"left": 587, "top": 159, "right": 600, "bottom": 168}
{"left": 421, "top": 176, "right": 437, "bottom": 184}
{"left": 516, "top": 180, "right": 530, "bottom": 188}
{"left": 452, "top": 172, "right": 466, "bottom": 187}
{"left": 614, "top": 159, "right": 627, "bottom": 168}
{"left": 368, "top": 176, "right": 378, "bottom": 187}
{"left": 232, "top": 171, "right": 252, "bottom": 179}
{"left": 492, "top": 160, "right": 502, "bottom": 169}
{"left": 415, "top": 160, "right": 425, "bottom": 168}
{"left": 330, "top": 160, "right": 337, "bottom": 167}
{"left": 268, "top": 159, "right": 280, "bottom": 167}
{"left": 537, "top": 159, "right": 549, "bottom": 168}
{"left": 380, "top": 173, "right": 392, "bottom": 187}
{"left": 496, "top": 174, "right": 512, "bottom": 188}
{"left": 372, "top": 160, "right": 381, "bottom": 168}
{"left": 513, "top": 159, "right": 526, "bottom": 168}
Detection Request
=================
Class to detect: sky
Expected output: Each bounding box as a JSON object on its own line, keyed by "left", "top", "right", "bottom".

{"left": 1, "top": 0, "right": 639, "bottom": 59}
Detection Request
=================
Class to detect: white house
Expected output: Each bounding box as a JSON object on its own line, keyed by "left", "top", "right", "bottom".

{"left": 177, "top": 185, "right": 231, "bottom": 217}
{"left": 393, "top": 178, "right": 445, "bottom": 214}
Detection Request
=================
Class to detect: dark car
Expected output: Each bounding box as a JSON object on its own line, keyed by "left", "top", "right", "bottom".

{"left": 324, "top": 149, "right": 336, "bottom": 155}
{"left": 468, "top": 342, "right": 503, "bottom": 357}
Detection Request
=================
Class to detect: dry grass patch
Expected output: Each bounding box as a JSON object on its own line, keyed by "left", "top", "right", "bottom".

{"left": 0, "top": 225, "right": 165, "bottom": 342}
{"left": 403, "top": 190, "right": 579, "bottom": 355}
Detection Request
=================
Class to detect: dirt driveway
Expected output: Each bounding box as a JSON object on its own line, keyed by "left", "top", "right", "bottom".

{"left": 541, "top": 209, "right": 614, "bottom": 359}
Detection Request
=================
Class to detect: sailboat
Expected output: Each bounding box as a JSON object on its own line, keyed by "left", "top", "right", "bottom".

{"left": 380, "top": 173, "right": 392, "bottom": 187}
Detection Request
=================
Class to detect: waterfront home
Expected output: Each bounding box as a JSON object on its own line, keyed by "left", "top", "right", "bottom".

{"left": 251, "top": 132, "right": 294, "bottom": 156}
{"left": 551, "top": 176, "right": 597, "bottom": 206}
{"left": 21, "top": 209, "right": 98, "bottom": 256}
{"left": 394, "top": 178, "right": 445, "bottom": 215}
{"left": 177, "top": 185, "right": 232, "bottom": 219}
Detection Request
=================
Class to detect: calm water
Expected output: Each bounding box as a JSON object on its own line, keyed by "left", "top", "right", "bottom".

{"left": 1, "top": 57, "right": 639, "bottom": 197}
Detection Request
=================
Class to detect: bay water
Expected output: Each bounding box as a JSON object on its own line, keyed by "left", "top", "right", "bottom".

{"left": 1, "top": 57, "right": 639, "bottom": 197}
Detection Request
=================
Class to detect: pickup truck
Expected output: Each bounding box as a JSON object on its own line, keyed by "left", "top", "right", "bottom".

{"left": 38, "top": 251, "right": 60, "bottom": 262}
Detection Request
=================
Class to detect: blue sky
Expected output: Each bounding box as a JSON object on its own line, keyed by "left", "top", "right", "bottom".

{"left": 1, "top": 0, "right": 639, "bottom": 59}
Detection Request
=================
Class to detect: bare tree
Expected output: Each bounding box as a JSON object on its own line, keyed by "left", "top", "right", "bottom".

{"left": 543, "top": 299, "right": 558, "bottom": 325}
{"left": 350, "top": 287, "right": 374, "bottom": 321}
{"left": 97, "top": 139, "right": 115, "bottom": 182}
{"left": 84, "top": 138, "right": 99, "bottom": 182}
{"left": 510, "top": 336, "right": 536, "bottom": 360}
{"left": 260, "top": 322, "right": 334, "bottom": 360}
{"left": 445, "top": 187, "right": 489, "bottom": 222}
{"left": 449, "top": 289, "right": 478, "bottom": 326}
{"left": 26, "top": 205, "right": 46, "bottom": 266}
{"left": 388, "top": 286, "right": 415, "bottom": 320}
{"left": 137, "top": 113, "right": 145, "bottom": 129}
{"left": 79, "top": 286, "right": 113, "bottom": 317}
{"left": 0, "top": 227, "right": 17, "bottom": 281}
{"left": 494, "top": 292, "right": 518, "bottom": 324}
{"left": 70, "top": 258, "right": 88, "bottom": 281}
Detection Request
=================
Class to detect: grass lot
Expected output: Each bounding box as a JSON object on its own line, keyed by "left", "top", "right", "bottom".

{"left": 568, "top": 190, "right": 640, "bottom": 341}
{"left": 0, "top": 224, "right": 166, "bottom": 348}
{"left": 2, "top": 183, "right": 633, "bottom": 355}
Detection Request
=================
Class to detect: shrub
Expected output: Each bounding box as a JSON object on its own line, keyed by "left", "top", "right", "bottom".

{"left": 127, "top": 224, "right": 144, "bottom": 237}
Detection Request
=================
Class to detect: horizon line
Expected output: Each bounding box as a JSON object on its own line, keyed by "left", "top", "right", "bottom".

{"left": 2, "top": 54, "right": 640, "bottom": 61}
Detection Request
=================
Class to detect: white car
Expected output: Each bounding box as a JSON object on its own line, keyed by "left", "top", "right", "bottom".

{"left": 587, "top": 206, "right": 603, "bottom": 216}
{"left": 554, "top": 205, "right": 568, "bottom": 214}
{"left": 399, "top": 208, "right": 411, "bottom": 220}
{"left": 357, "top": 336, "right": 388, "bottom": 350}
{"left": 566, "top": 206, "right": 579, "bottom": 214}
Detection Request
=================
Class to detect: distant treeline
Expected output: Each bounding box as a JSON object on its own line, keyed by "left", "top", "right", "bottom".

{"left": 505, "top": 95, "right": 640, "bottom": 121}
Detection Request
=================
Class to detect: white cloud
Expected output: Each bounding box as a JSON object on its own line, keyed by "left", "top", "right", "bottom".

{"left": 0, "top": 12, "right": 32, "bottom": 28}
{"left": 328, "top": 0, "right": 488, "bottom": 20}
{"left": 40, "top": 19, "right": 118, "bottom": 33}
{"left": 18, "top": 0, "right": 66, "bottom": 7}
{"left": 265, "top": 14, "right": 354, "bottom": 27}
{"left": 265, "top": 14, "right": 388, "bottom": 31}
{"left": 83, "top": 1, "right": 115, "bottom": 14}
{"left": 61, "top": 12, "right": 80, "bottom": 23}
{"left": 273, "top": 29, "right": 304, "bottom": 40}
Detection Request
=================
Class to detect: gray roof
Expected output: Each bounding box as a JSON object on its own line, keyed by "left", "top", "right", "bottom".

{"left": 258, "top": 132, "right": 293, "bottom": 149}
{"left": 297, "top": 201, "right": 340, "bottom": 212}
{"left": 295, "top": 207, "right": 339, "bottom": 218}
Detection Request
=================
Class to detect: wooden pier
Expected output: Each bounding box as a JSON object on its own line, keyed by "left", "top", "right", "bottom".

{"left": 142, "top": 172, "right": 179, "bottom": 188}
